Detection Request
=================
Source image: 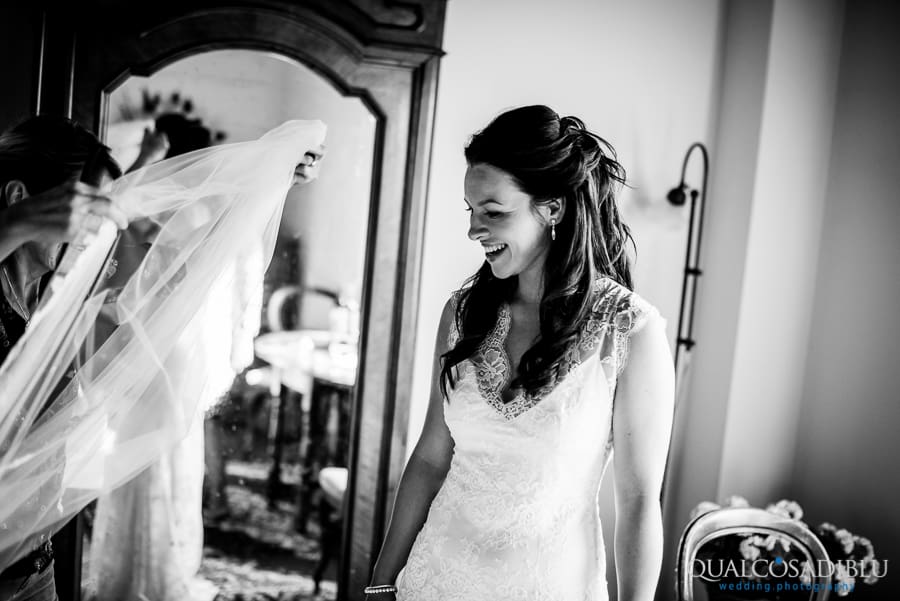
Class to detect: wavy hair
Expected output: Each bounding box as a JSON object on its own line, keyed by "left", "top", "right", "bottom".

{"left": 440, "top": 105, "right": 635, "bottom": 398}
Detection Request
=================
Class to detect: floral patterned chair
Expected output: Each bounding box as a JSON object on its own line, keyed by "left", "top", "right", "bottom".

{"left": 675, "top": 506, "right": 832, "bottom": 601}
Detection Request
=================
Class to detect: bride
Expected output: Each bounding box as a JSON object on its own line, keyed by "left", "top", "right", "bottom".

{"left": 367, "top": 105, "right": 675, "bottom": 601}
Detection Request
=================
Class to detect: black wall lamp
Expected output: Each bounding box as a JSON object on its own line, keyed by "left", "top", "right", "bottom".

{"left": 667, "top": 142, "right": 709, "bottom": 377}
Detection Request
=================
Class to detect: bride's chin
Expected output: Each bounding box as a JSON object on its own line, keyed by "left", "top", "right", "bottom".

{"left": 488, "top": 264, "right": 516, "bottom": 280}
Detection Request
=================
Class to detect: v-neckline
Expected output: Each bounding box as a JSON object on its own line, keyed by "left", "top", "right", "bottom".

{"left": 474, "top": 301, "right": 547, "bottom": 420}
{"left": 495, "top": 302, "right": 522, "bottom": 405}
{"left": 470, "top": 276, "right": 618, "bottom": 421}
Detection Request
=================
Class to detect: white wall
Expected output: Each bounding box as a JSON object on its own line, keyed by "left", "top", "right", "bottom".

{"left": 717, "top": 0, "right": 845, "bottom": 504}
{"left": 658, "top": 1, "right": 847, "bottom": 597}
{"left": 410, "top": 0, "right": 723, "bottom": 596}
{"left": 660, "top": 7, "right": 774, "bottom": 580}
{"left": 792, "top": 2, "right": 900, "bottom": 598}
{"left": 657, "top": 1, "right": 900, "bottom": 599}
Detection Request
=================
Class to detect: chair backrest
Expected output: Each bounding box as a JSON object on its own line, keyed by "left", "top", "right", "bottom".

{"left": 266, "top": 285, "right": 339, "bottom": 332}
{"left": 675, "top": 507, "right": 832, "bottom": 601}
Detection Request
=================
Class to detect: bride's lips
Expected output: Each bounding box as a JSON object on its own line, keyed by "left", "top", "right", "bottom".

{"left": 483, "top": 242, "right": 507, "bottom": 261}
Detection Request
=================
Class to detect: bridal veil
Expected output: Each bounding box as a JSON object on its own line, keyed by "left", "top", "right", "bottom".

{"left": 0, "top": 120, "right": 327, "bottom": 569}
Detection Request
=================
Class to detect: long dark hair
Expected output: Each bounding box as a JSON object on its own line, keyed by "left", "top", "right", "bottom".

{"left": 440, "top": 105, "right": 635, "bottom": 398}
{"left": 0, "top": 115, "right": 121, "bottom": 207}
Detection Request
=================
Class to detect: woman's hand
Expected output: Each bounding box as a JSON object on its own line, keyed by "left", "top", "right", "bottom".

{"left": 292, "top": 144, "right": 326, "bottom": 185}
{"left": 127, "top": 127, "right": 171, "bottom": 173}
{"left": 3, "top": 180, "right": 129, "bottom": 245}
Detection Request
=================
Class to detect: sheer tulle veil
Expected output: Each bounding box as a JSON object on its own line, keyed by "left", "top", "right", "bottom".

{"left": 0, "top": 120, "right": 327, "bottom": 569}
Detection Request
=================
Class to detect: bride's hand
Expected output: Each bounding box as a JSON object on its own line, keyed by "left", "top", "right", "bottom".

{"left": 127, "top": 127, "right": 170, "bottom": 173}
{"left": 292, "top": 144, "right": 326, "bottom": 185}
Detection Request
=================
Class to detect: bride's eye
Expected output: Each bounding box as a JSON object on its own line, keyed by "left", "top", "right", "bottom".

{"left": 485, "top": 211, "right": 503, "bottom": 219}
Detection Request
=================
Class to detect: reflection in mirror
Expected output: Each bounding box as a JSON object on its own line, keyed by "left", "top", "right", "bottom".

{"left": 84, "top": 49, "right": 375, "bottom": 601}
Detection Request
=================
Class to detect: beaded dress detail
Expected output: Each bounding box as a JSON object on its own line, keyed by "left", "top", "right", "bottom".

{"left": 396, "top": 276, "right": 664, "bottom": 601}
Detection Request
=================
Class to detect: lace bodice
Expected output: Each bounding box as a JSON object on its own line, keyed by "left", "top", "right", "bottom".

{"left": 397, "top": 277, "right": 663, "bottom": 601}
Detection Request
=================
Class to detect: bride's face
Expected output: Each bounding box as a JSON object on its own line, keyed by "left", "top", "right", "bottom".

{"left": 464, "top": 163, "right": 550, "bottom": 281}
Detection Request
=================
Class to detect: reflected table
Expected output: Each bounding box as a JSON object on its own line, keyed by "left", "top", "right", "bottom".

{"left": 253, "top": 330, "right": 357, "bottom": 525}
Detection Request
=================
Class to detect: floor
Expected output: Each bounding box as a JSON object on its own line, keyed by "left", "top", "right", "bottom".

{"left": 199, "top": 460, "right": 338, "bottom": 601}
{"left": 81, "top": 459, "right": 338, "bottom": 601}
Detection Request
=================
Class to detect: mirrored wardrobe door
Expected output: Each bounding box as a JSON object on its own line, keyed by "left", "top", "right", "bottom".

{"left": 21, "top": 3, "right": 446, "bottom": 599}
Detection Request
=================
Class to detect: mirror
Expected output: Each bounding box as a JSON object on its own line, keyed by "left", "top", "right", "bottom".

{"left": 85, "top": 49, "right": 375, "bottom": 601}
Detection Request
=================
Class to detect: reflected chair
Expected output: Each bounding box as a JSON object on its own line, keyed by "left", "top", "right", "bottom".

{"left": 266, "top": 284, "right": 340, "bottom": 332}
{"left": 675, "top": 507, "right": 832, "bottom": 601}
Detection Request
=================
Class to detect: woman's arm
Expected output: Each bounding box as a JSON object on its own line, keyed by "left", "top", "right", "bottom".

{"left": 126, "top": 128, "right": 170, "bottom": 173}
{"left": 368, "top": 298, "right": 457, "bottom": 595}
{"left": 612, "top": 311, "right": 675, "bottom": 601}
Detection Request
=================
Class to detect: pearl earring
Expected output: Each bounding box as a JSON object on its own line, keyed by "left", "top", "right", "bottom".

{"left": 550, "top": 218, "right": 557, "bottom": 241}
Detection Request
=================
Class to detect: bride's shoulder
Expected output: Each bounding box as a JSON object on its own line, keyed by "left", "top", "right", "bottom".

{"left": 583, "top": 276, "right": 667, "bottom": 377}
{"left": 449, "top": 286, "right": 466, "bottom": 306}
{"left": 589, "top": 276, "right": 663, "bottom": 334}
{"left": 441, "top": 287, "right": 467, "bottom": 322}
{"left": 439, "top": 286, "right": 469, "bottom": 349}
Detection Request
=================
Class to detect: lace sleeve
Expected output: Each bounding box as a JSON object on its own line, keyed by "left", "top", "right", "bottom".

{"left": 446, "top": 289, "right": 464, "bottom": 349}
{"left": 613, "top": 296, "right": 666, "bottom": 377}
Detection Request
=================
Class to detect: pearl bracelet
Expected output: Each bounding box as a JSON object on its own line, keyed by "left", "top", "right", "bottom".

{"left": 364, "top": 584, "right": 398, "bottom": 595}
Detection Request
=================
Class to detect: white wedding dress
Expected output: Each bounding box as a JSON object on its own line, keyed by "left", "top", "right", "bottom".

{"left": 397, "top": 276, "right": 664, "bottom": 601}
{"left": 86, "top": 265, "right": 259, "bottom": 601}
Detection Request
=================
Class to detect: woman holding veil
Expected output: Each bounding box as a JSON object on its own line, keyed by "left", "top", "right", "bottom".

{"left": 0, "top": 116, "right": 128, "bottom": 600}
{"left": 0, "top": 114, "right": 326, "bottom": 600}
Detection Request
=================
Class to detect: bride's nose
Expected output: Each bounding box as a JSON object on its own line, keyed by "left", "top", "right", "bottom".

{"left": 467, "top": 213, "right": 488, "bottom": 242}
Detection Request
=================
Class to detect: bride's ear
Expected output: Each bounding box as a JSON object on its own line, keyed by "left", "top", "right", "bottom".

{"left": 541, "top": 197, "right": 565, "bottom": 225}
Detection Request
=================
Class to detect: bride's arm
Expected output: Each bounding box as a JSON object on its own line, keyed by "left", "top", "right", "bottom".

{"left": 611, "top": 311, "right": 675, "bottom": 601}
{"left": 368, "top": 298, "right": 456, "bottom": 595}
